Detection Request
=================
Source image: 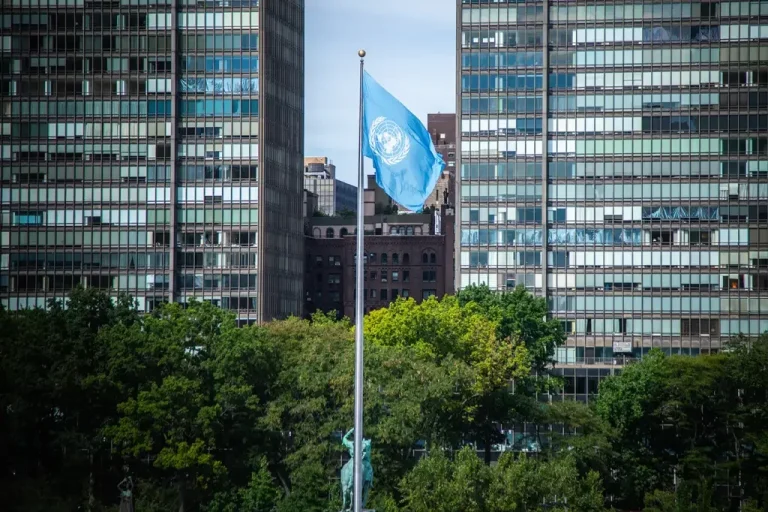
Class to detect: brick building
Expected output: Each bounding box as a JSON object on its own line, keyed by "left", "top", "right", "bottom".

{"left": 304, "top": 180, "right": 455, "bottom": 320}
{"left": 424, "top": 113, "right": 457, "bottom": 211}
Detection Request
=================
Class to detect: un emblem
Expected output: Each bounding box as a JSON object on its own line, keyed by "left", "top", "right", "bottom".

{"left": 368, "top": 116, "right": 411, "bottom": 166}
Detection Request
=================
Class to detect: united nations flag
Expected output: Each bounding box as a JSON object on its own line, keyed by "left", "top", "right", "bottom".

{"left": 362, "top": 71, "right": 445, "bottom": 212}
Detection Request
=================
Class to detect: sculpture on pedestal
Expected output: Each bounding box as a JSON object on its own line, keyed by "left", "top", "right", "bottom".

{"left": 117, "top": 467, "right": 134, "bottom": 512}
{"left": 340, "top": 427, "right": 373, "bottom": 511}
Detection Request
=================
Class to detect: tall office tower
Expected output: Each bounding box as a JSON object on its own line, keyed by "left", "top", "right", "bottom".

{"left": 458, "top": 0, "right": 768, "bottom": 373}
{"left": 1, "top": 0, "right": 304, "bottom": 323}
{"left": 304, "top": 156, "right": 357, "bottom": 216}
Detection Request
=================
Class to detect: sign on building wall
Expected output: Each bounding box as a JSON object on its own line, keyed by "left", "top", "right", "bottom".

{"left": 612, "top": 341, "right": 633, "bottom": 354}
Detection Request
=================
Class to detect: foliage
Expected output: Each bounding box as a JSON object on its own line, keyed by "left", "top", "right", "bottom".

{"left": 457, "top": 284, "right": 566, "bottom": 374}
{"left": 401, "top": 446, "right": 604, "bottom": 512}
{"left": 260, "top": 311, "right": 473, "bottom": 509}
{"left": 205, "top": 458, "right": 280, "bottom": 512}
{"left": 101, "top": 300, "right": 274, "bottom": 511}
{"left": 643, "top": 480, "right": 719, "bottom": 512}
{"left": 376, "top": 204, "right": 399, "bottom": 215}
{"left": 3, "top": 288, "right": 768, "bottom": 512}
{"left": 596, "top": 344, "right": 768, "bottom": 510}
{"left": 336, "top": 207, "right": 356, "bottom": 218}
{"left": 0, "top": 287, "right": 139, "bottom": 511}
{"left": 365, "top": 295, "right": 533, "bottom": 462}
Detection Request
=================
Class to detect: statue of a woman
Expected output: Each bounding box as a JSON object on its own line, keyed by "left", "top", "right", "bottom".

{"left": 117, "top": 468, "right": 134, "bottom": 512}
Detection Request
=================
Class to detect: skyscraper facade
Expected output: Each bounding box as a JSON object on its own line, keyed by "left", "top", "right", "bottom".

{"left": 1, "top": 0, "right": 304, "bottom": 322}
{"left": 457, "top": 0, "right": 768, "bottom": 368}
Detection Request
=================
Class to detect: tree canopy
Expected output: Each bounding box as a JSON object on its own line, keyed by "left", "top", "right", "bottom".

{"left": 2, "top": 286, "right": 768, "bottom": 511}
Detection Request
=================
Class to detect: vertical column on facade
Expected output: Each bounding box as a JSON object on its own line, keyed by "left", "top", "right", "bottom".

{"left": 540, "top": 0, "right": 550, "bottom": 301}
{"left": 168, "top": 0, "right": 179, "bottom": 302}
{"left": 453, "top": 0, "right": 463, "bottom": 293}
{"left": 256, "top": 5, "right": 266, "bottom": 323}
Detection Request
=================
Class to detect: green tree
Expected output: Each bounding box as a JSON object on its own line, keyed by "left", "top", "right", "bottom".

{"left": 457, "top": 285, "right": 565, "bottom": 373}
{"left": 595, "top": 349, "right": 737, "bottom": 509}
{"left": 0, "top": 287, "right": 138, "bottom": 511}
{"left": 260, "top": 312, "right": 473, "bottom": 510}
{"left": 365, "top": 294, "right": 542, "bottom": 463}
{"left": 205, "top": 457, "right": 281, "bottom": 512}
{"left": 400, "top": 447, "right": 604, "bottom": 512}
{"left": 400, "top": 447, "right": 491, "bottom": 512}
{"left": 643, "top": 479, "right": 718, "bottom": 512}
{"left": 541, "top": 400, "right": 613, "bottom": 480}
{"left": 725, "top": 334, "right": 768, "bottom": 502}
{"left": 488, "top": 453, "right": 604, "bottom": 512}
{"left": 336, "top": 208, "right": 356, "bottom": 218}
{"left": 102, "top": 300, "right": 273, "bottom": 512}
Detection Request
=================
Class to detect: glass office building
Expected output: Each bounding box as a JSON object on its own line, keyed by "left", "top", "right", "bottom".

{"left": 457, "top": 0, "right": 768, "bottom": 366}
{"left": 304, "top": 157, "right": 358, "bottom": 216}
{"left": 1, "top": 0, "right": 304, "bottom": 322}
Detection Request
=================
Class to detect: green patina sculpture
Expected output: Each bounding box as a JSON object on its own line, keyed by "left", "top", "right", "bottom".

{"left": 340, "top": 427, "right": 373, "bottom": 511}
{"left": 117, "top": 470, "right": 134, "bottom": 512}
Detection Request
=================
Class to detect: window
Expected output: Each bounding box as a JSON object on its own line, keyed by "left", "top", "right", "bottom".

{"left": 380, "top": 289, "right": 388, "bottom": 300}
{"left": 690, "top": 230, "right": 711, "bottom": 246}
{"left": 326, "top": 227, "right": 335, "bottom": 238}
{"left": 15, "top": 211, "right": 43, "bottom": 225}
{"left": 392, "top": 271, "right": 399, "bottom": 282}
{"left": 381, "top": 253, "right": 388, "bottom": 264}
{"left": 153, "top": 232, "right": 170, "bottom": 245}
{"left": 682, "top": 318, "right": 720, "bottom": 336}
{"left": 392, "top": 253, "right": 399, "bottom": 264}
{"left": 403, "top": 253, "right": 410, "bottom": 264}
{"left": 650, "top": 230, "right": 672, "bottom": 246}
{"left": 403, "top": 270, "right": 410, "bottom": 282}
{"left": 230, "top": 231, "right": 256, "bottom": 246}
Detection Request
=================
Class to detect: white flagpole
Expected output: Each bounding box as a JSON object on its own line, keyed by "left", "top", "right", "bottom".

{"left": 353, "top": 49, "right": 367, "bottom": 512}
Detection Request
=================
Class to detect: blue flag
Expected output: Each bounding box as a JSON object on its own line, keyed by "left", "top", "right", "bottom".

{"left": 362, "top": 71, "right": 445, "bottom": 211}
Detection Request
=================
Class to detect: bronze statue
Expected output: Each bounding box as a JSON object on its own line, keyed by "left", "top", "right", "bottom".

{"left": 117, "top": 467, "right": 134, "bottom": 512}
{"left": 340, "top": 428, "right": 373, "bottom": 511}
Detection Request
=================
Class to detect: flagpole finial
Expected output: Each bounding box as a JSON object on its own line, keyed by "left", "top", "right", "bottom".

{"left": 358, "top": 49, "right": 366, "bottom": 58}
